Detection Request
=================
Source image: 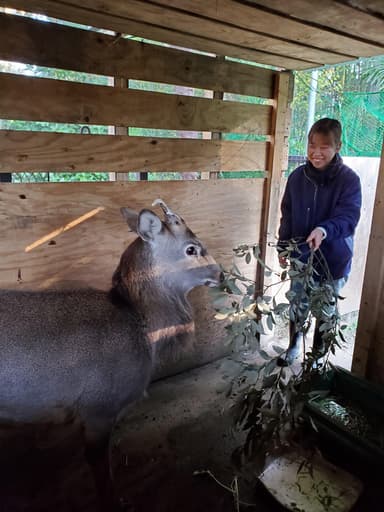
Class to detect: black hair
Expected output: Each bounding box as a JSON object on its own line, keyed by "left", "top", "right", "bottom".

{"left": 308, "top": 118, "right": 342, "bottom": 146}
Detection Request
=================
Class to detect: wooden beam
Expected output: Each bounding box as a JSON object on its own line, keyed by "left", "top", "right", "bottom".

{"left": 244, "top": 0, "right": 384, "bottom": 46}
{"left": 0, "top": 131, "right": 269, "bottom": 173}
{"left": 0, "top": 73, "right": 272, "bottom": 134}
{"left": 343, "top": 0, "right": 384, "bottom": 17}
{"left": 257, "top": 71, "right": 293, "bottom": 291}
{"left": 0, "top": 13, "right": 276, "bottom": 98}
{"left": 142, "top": 0, "right": 383, "bottom": 58}
{"left": 352, "top": 143, "right": 384, "bottom": 378}
{"left": 0, "top": 1, "right": 341, "bottom": 68}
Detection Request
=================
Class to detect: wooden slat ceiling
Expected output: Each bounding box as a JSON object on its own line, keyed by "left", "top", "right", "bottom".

{"left": 1, "top": 0, "right": 383, "bottom": 70}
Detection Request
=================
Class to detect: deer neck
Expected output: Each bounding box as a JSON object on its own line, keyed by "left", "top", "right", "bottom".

{"left": 110, "top": 247, "right": 196, "bottom": 346}
{"left": 141, "top": 290, "right": 195, "bottom": 346}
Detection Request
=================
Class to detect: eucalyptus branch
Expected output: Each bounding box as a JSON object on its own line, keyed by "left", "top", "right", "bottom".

{"left": 212, "top": 239, "right": 347, "bottom": 471}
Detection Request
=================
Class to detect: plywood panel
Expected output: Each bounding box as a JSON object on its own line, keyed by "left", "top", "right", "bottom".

{"left": 259, "top": 72, "right": 292, "bottom": 290}
{"left": 57, "top": 0, "right": 354, "bottom": 62}
{"left": 153, "top": 0, "right": 383, "bottom": 57}
{"left": 344, "top": 0, "right": 384, "bottom": 17}
{"left": 0, "top": 73, "right": 272, "bottom": 134}
{"left": 0, "top": 13, "right": 275, "bottom": 98}
{"left": 352, "top": 148, "right": 384, "bottom": 380}
{"left": 0, "top": 1, "right": 334, "bottom": 69}
{"left": 251, "top": 0, "right": 384, "bottom": 45}
{"left": 0, "top": 130, "right": 269, "bottom": 173}
{"left": 340, "top": 158, "right": 380, "bottom": 315}
{"left": 152, "top": 0, "right": 382, "bottom": 58}
{"left": 0, "top": 179, "right": 264, "bottom": 291}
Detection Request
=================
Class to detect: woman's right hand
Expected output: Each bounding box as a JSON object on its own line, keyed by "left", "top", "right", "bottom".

{"left": 278, "top": 255, "right": 288, "bottom": 268}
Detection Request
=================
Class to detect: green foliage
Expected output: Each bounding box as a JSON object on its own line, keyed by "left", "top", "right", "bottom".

{"left": 290, "top": 56, "right": 384, "bottom": 158}
{"left": 212, "top": 242, "right": 346, "bottom": 470}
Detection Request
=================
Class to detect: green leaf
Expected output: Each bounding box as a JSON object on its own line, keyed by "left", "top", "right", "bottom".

{"left": 273, "top": 302, "right": 290, "bottom": 315}
{"left": 272, "top": 344, "right": 285, "bottom": 355}
{"left": 225, "top": 281, "right": 242, "bottom": 295}
{"left": 266, "top": 314, "right": 274, "bottom": 331}
{"left": 264, "top": 358, "right": 277, "bottom": 375}
{"left": 262, "top": 374, "right": 278, "bottom": 388}
{"left": 259, "top": 349, "right": 271, "bottom": 360}
{"left": 211, "top": 294, "right": 229, "bottom": 307}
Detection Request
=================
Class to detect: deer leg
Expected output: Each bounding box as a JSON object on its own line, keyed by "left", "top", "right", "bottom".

{"left": 86, "top": 437, "right": 120, "bottom": 511}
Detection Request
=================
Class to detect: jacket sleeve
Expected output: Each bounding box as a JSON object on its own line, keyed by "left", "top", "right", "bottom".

{"left": 317, "top": 171, "right": 362, "bottom": 241}
{"left": 278, "top": 178, "right": 292, "bottom": 247}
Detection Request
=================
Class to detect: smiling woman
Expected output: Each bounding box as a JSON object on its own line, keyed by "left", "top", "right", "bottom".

{"left": 307, "top": 118, "right": 342, "bottom": 171}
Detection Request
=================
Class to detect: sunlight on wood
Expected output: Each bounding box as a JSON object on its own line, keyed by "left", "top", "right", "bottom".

{"left": 24, "top": 207, "right": 105, "bottom": 252}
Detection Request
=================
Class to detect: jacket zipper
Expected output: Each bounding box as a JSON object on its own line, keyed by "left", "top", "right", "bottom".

{"left": 303, "top": 168, "right": 318, "bottom": 232}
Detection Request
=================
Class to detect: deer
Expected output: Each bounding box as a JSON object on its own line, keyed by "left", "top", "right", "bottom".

{"left": 0, "top": 199, "right": 223, "bottom": 511}
{"left": 0, "top": 199, "right": 223, "bottom": 443}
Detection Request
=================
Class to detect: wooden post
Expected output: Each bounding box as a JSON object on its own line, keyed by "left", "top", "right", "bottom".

{"left": 257, "top": 71, "right": 293, "bottom": 293}
{"left": 201, "top": 56, "right": 224, "bottom": 180}
{"left": 209, "top": 88, "right": 223, "bottom": 179}
{"left": 352, "top": 142, "right": 384, "bottom": 378}
{"left": 112, "top": 75, "right": 142, "bottom": 182}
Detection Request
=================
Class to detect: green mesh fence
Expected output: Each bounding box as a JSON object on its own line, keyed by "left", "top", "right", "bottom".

{"left": 341, "top": 91, "right": 384, "bottom": 157}
{"left": 289, "top": 56, "right": 384, "bottom": 160}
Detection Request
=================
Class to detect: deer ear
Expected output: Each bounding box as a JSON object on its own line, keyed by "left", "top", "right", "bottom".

{"left": 120, "top": 207, "right": 139, "bottom": 232}
{"left": 136, "top": 209, "right": 163, "bottom": 241}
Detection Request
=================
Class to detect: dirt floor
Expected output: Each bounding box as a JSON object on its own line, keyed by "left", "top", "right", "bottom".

{"left": 110, "top": 310, "right": 378, "bottom": 512}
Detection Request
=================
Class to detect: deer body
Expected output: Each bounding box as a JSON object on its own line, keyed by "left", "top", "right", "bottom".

{"left": 0, "top": 203, "right": 222, "bottom": 442}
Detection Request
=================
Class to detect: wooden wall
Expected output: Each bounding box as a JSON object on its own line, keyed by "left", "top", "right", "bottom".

{"left": 0, "top": 180, "right": 264, "bottom": 290}
{"left": 0, "top": 11, "right": 292, "bottom": 291}
{"left": 352, "top": 145, "right": 384, "bottom": 385}
{"left": 0, "top": 11, "right": 292, "bottom": 376}
{"left": 338, "top": 158, "right": 380, "bottom": 315}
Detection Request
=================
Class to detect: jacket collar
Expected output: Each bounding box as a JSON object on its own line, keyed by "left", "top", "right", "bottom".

{"left": 305, "top": 153, "right": 343, "bottom": 185}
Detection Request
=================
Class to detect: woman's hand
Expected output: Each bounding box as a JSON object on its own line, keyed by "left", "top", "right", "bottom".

{"left": 278, "top": 255, "right": 288, "bottom": 268}
{"left": 306, "top": 227, "right": 325, "bottom": 250}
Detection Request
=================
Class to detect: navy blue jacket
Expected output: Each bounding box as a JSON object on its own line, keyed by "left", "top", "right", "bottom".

{"left": 278, "top": 154, "right": 362, "bottom": 280}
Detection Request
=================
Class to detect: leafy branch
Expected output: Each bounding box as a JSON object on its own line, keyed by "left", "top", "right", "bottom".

{"left": 211, "top": 240, "right": 347, "bottom": 471}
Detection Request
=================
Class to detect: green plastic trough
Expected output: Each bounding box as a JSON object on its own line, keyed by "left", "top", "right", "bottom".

{"left": 305, "top": 366, "right": 384, "bottom": 467}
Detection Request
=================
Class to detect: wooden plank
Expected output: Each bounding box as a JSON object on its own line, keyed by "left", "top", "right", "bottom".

{"left": 338, "top": 158, "right": 380, "bottom": 315}
{"left": 65, "top": 0, "right": 355, "bottom": 62}
{"left": 207, "top": 56, "right": 225, "bottom": 180}
{"left": 0, "top": 130, "right": 269, "bottom": 173}
{"left": 0, "top": 13, "right": 275, "bottom": 98}
{"left": 113, "top": 76, "right": 130, "bottom": 181}
{"left": 258, "top": 72, "right": 293, "bottom": 291}
{"left": 0, "top": 1, "right": 343, "bottom": 68}
{"left": 352, "top": 144, "right": 384, "bottom": 379}
{"left": 0, "top": 179, "right": 264, "bottom": 290}
{"left": 343, "top": 0, "right": 384, "bottom": 17}
{"left": 140, "top": 0, "right": 383, "bottom": 58}
{"left": 250, "top": 0, "right": 384, "bottom": 45}
{"left": 0, "top": 73, "right": 272, "bottom": 134}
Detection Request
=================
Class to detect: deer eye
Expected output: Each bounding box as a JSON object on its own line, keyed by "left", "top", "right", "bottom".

{"left": 186, "top": 245, "right": 198, "bottom": 256}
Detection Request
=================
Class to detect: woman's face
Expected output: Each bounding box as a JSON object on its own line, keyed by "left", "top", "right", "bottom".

{"left": 307, "top": 132, "right": 341, "bottom": 171}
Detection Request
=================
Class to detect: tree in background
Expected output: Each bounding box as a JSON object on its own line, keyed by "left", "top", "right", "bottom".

{"left": 289, "top": 55, "right": 384, "bottom": 162}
